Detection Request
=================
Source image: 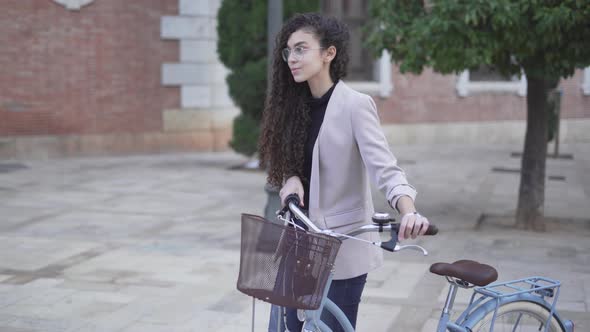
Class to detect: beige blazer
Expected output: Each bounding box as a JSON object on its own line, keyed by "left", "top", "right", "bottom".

{"left": 308, "top": 80, "right": 417, "bottom": 280}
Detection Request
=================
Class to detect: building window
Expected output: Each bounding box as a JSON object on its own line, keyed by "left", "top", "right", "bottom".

{"left": 322, "top": 0, "right": 392, "bottom": 97}
{"left": 582, "top": 67, "right": 590, "bottom": 96}
{"left": 51, "top": 0, "right": 95, "bottom": 10}
{"left": 456, "top": 65, "right": 527, "bottom": 97}
{"left": 469, "top": 65, "right": 516, "bottom": 82}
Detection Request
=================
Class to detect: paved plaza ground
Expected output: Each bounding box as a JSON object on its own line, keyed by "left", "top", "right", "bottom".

{"left": 0, "top": 143, "right": 588, "bottom": 331}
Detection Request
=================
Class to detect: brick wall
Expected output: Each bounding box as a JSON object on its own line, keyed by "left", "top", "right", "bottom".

{"left": 0, "top": 0, "right": 179, "bottom": 136}
{"left": 375, "top": 66, "right": 590, "bottom": 124}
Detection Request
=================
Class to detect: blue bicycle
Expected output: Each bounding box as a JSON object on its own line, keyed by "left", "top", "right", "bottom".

{"left": 237, "top": 194, "right": 575, "bottom": 331}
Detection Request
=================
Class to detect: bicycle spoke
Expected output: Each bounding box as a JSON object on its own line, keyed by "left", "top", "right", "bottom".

{"left": 510, "top": 312, "right": 523, "bottom": 332}
{"left": 475, "top": 309, "right": 557, "bottom": 332}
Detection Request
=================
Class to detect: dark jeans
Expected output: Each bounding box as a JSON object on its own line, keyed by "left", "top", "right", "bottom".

{"left": 284, "top": 273, "right": 368, "bottom": 331}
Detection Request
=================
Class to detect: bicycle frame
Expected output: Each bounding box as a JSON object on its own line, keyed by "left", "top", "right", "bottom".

{"left": 299, "top": 273, "right": 355, "bottom": 332}
{"left": 271, "top": 200, "right": 573, "bottom": 332}
{"left": 269, "top": 271, "right": 355, "bottom": 332}
{"left": 273, "top": 276, "right": 573, "bottom": 332}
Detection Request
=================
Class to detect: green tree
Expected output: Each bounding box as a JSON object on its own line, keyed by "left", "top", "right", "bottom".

{"left": 365, "top": 0, "right": 590, "bottom": 230}
{"left": 217, "top": 0, "right": 319, "bottom": 157}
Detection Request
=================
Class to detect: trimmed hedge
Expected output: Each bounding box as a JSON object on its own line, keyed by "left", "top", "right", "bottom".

{"left": 217, "top": 0, "right": 319, "bottom": 156}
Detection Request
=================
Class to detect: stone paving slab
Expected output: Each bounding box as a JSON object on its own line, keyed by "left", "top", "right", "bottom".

{"left": 0, "top": 145, "right": 588, "bottom": 331}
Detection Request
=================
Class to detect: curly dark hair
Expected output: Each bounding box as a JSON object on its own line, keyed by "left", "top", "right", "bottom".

{"left": 258, "top": 12, "right": 350, "bottom": 187}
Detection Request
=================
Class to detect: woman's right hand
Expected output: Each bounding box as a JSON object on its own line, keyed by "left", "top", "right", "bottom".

{"left": 279, "top": 176, "right": 304, "bottom": 207}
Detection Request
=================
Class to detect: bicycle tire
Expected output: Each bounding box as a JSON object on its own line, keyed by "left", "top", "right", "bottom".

{"left": 469, "top": 300, "right": 565, "bottom": 332}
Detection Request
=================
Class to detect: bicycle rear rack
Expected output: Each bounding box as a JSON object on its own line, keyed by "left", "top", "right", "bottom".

{"left": 464, "top": 277, "right": 562, "bottom": 332}
{"left": 474, "top": 276, "right": 561, "bottom": 299}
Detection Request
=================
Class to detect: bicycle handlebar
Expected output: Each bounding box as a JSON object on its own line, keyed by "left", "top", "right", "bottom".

{"left": 282, "top": 193, "right": 438, "bottom": 254}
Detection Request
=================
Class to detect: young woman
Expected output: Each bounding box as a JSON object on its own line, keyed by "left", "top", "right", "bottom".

{"left": 258, "top": 13, "right": 430, "bottom": 331}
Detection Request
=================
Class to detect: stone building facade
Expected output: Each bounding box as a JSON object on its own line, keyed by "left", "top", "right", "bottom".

{"left": 0, "top": 0, "right": 588, "bottom": 159}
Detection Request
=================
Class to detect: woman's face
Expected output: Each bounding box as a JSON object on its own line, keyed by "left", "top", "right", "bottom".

{"left": 284, "top": 29, "right": 327, "bottom": 83}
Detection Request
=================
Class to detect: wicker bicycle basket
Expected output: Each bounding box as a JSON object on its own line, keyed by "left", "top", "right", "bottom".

{"left": 236, "top": 213, "right": 342, "bottom": 310}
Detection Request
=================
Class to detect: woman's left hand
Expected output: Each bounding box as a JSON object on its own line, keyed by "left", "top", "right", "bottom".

{"left": 398, "top": 212, "right": 430, "bottom": 241}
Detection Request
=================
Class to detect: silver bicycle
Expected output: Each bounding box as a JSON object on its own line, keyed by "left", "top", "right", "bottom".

{"left": 237, "top": 194, "right": 575, "bottom": 332}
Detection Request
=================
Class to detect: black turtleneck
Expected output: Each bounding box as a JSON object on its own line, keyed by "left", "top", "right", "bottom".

{"left": 302, "top": 81, "right": 337, "bottom": 208}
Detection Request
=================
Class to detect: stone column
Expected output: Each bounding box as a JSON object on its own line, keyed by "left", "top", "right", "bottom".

{"left": 160, "top": 0, "right": 238, "bottom": 151}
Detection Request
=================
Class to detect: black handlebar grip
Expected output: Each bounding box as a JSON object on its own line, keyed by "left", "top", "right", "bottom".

{"left": 284, "top": 193, "right": 301, "bottom": 207}
{"left": 425, "top": 225, "right": 438, "bottom": 236}
{"left": 393, "top": 223, "right": 439, "bottom": 235}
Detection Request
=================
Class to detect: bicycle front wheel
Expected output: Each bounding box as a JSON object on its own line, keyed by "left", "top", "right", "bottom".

{"left": 470, "top": 300, "right": 565, "bottom": 332}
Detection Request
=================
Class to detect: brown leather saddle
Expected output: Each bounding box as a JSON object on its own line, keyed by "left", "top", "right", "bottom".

{"left": 430, "top": 260, "right": 498, "bottom": 286}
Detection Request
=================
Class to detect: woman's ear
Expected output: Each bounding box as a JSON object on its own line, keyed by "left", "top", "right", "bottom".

{"left": 324, "top": 46, "right": 337, "bottom": 63}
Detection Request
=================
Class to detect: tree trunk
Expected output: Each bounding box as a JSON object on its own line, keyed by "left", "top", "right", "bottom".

{"left": 515, "top": 75, "right": 550, "bottom": 231}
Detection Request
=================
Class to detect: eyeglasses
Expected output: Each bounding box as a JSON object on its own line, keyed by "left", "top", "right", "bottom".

{"left": 281, "top": 46, "right": 324, "bottom": 62}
